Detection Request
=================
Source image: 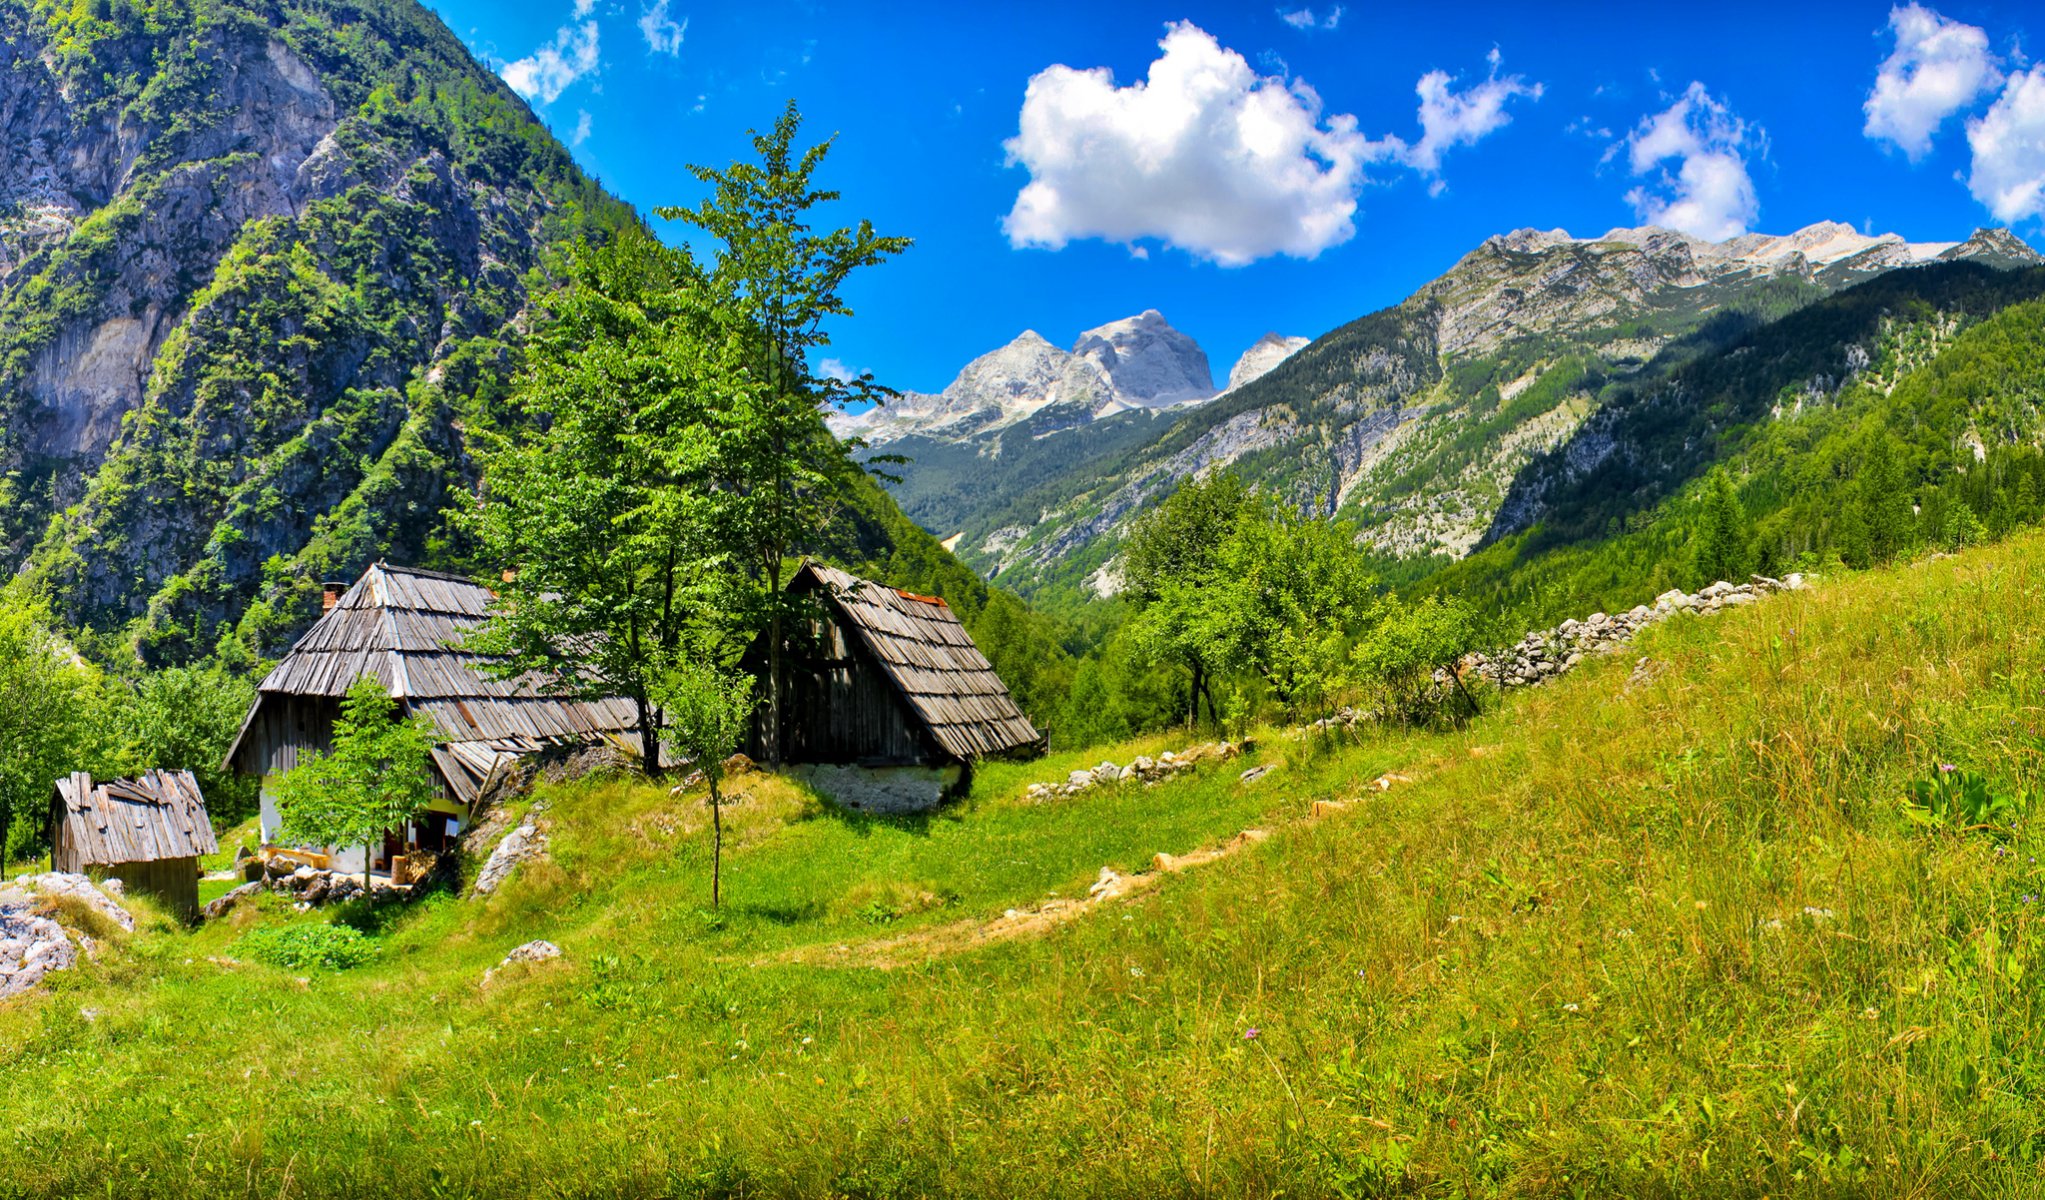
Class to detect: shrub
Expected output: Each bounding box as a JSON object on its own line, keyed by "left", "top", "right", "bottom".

{"left": 238, "top": 924, "right": 380, "bottom": 971}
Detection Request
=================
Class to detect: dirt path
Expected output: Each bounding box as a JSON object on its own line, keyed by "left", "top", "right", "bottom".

{"left": 766, "top": 767, "right": 1418, "bottom": 971}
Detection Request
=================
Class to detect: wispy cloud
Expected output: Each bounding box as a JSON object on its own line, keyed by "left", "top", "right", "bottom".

{"left": 1278, "top": 6, "right": 1342, "bottom": 31}
{"left": 501, "top": 9, "right": 600, "bottom": 104}
{"left": 571, "top": 109, "right": 593, "bottom": 146}
{"left": 638, "top": 0, "right": 686, "bottom": 55}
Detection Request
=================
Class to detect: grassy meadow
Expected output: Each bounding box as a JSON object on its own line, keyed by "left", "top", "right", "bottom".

{"left": 9, "top": 535, "right": 2045, "bottom": 1196}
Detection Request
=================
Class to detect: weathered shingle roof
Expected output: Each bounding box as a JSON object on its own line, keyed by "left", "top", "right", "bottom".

{"left": 54, "top": 770, "right": 218, "bottom": 865}
{"left": 804, "top": 562, "right": 1043, "bottom": 760}
{"left": 253, "top": 562, "right": 639, "bottom": 746}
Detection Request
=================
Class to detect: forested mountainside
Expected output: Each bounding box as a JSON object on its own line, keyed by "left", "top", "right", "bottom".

{"left": 940, "top": 221, "right": 2041, "bottom": 611}
{"left": 1421, "top": 258, "right": 2045, "bottom": 623}
{"left": 0, "top": 0, "right": 634, "bottom": 663}
{"left": 0, "top": 0, "right": 980, "bottom": 666}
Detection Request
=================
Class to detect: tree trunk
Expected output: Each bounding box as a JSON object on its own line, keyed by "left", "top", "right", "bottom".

{"left": 1187, "top": 661, "right": 1203, "bottom": 730}
{"left": 1451, "top": 667, "right": 1481, "bottom": 724}
{"left": 709, "top": 778, "right": 723, "bottom": 908}
{"left": 635, "top": 692, "right": 663, "bottom": 778}
{"left": 765, "top": 558, "right": 784, "bottom": 768}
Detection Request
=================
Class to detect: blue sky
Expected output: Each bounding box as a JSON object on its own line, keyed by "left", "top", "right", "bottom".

{"left": 430, "top": 0, "right": 2045, "bottom": 394}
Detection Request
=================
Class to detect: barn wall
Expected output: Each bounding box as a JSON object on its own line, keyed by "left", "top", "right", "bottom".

{"left": 98, "top": 857, "right": 199, "bottom": 919}
{"left": 747, "top": 614, "right": 937, "bottom": 767}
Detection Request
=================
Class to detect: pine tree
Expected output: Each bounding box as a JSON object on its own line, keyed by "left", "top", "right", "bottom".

{"left": 1860, "top": 434, "right": 1913, "bottom": 564}
{"left": 1694, "top": 469, "right": 1749, "bottom": 586}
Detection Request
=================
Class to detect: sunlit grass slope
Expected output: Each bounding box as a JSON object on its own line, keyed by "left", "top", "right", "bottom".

{"left": 7, "top": 536, "right": 2045, "bottom": 1196}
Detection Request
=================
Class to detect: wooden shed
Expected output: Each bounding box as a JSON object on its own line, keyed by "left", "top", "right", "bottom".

{"left": 51, "top": 770, "right": 217, "bottom": 918}
{"left": 222, "top": 562, "right": 640, "bottom": 874}
{"left": 743, "top": 562, "right": 1044, "bottom": 772}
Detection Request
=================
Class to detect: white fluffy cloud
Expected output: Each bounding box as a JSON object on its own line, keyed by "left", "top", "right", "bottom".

{"left": 639, "top": 0, "right": 686, "bottom": 55}
{"left": 1003, "top": 22, "right": 1395, "bottom": 265}
{"left": 1279, "top": 6, "right": 1342, "bottom": 31}
{"left": 571, "top": 110, "right": 593, "bottom": 146}
{"left": 501, "top": 18, "right": 600, "bottom": 104}
{"left": 1967, "top": 66, "right": 2045, "bottom": 223}
{"left": 1400, "top": 49, "right": 1541, "bottom": 176}
{"left": 1622, "top": 82, "right": 1760, "bottom": 241}
{"left": 1864, "top": 3, "right": 2001, "bottom": 160}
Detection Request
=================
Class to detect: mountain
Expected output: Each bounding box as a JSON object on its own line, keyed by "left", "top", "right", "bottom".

{"left": 837, "top": 309, "right": 1298, "bottom": 446}
{"left": 938, "top": 221, "right": 2043, "bottom": 605}
{"left": 836, "top": 312, "right": 1308, "bottom": 545}
{"left": 0, "top": 0, "right": 979, "bottom": 667}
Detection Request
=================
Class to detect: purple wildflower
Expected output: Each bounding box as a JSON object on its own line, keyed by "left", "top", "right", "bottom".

{"left": 1243, "top": 1027, "right": 1261, "bottom": 1041}
{"left": 1940, "top": 764, "right": 1958, "bottom": 773}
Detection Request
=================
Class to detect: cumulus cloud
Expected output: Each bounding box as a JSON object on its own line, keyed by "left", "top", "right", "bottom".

{"left": 1967, "top": 66, "right": 2045, "bottom": 223}
{"left": 1399, "top": 49, "right": 1541, "bottom": 177}
{"left": 639, "top": 0, "right": 686, "bottom": 55}
{"left": 1279, "top": 6, "right": 1342, "bottom": 31}
{"left": 818, "top": 358, "right": 859, "bottom": 384}
{"left": 1622, "top": 82, "right": 1761, "bottom": 241}
{"left": 1003, "top": 22, "right": 1396, "bottom": 265}
{"left": 502, "top": 18, "right": 600, "bottom": 104}
{"left": 1864, "top": 3, "right": 2001, "bottom": 159}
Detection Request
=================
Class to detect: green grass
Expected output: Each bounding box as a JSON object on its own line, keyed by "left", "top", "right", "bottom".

{"left": 13, "top": 537, "right": 2045, "bottom": 1194}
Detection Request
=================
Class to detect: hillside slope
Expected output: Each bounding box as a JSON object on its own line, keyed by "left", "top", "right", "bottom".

{"left": 7, "top": 534, "right": 2045, "bottom": 1193}
{"left": 951, "top": 222, "right": 2040, "bottom": 608}
{"left": 0, "top": 0, "right": 635, "bottom": 662}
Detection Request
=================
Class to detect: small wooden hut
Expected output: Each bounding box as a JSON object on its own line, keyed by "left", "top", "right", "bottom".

{"left": 51, "top": 770, "right": 217, "bottom": 917}
{"left": 742, "top": 563, "right": 1042, "bottom": 805}
{"left": 223, "top": 562, "right": 640, "bottom": 874}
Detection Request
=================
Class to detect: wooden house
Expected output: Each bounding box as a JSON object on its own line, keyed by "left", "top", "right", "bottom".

{"left": 223, "top": 562, "right": 640, "bottom": 875}
{"left": 51, "top": 770, "right": 217, "bottom": 918}
{"left": 742, "top": 563, "right": 1042, "bottom": 806}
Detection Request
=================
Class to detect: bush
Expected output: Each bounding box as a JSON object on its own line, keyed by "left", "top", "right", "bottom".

{"left": 238, "top": 924, "right": 380, "bottom": 971}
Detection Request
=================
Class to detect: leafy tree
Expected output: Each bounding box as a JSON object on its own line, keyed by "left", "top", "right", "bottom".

{"left": 1122, "top": 472, "right": 1255, "bottom": 727}
{"left": 109, "top": 662, "right": 259, "bottom": 826}
{"left": 657, "top": 662, "right": 755, "bottom": 909}
{"left": 656, "top": 101, "right": 910, "bottom": 766}
{"left": 1352, "top": 596, "right": 1484, "bottom": 724}
{"left": 269, "top": 678, "right": 439, "bottom": 883}
{"left": 462, "top": 228, "right": 742, "bottom": 775}
{"left": 1943, "top": 499, "right": 1988, "bottom": 550}
{"left": 0, "top": 590, "right": 107, "bottom": 863}
{"left": 1196, "top": 497, "right": 1377, "bottom": 717}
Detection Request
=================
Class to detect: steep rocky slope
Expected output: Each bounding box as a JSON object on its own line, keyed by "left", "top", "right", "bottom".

{"left": 0, "top": 0, "right": 634, "bottom": 661}
{"left": 949, "top": 221, "right": 2042, "bottom": 602}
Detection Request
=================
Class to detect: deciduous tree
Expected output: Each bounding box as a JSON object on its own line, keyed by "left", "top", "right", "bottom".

{"left": 270, "top": 678, "right": 438, "bottom": 884}
{"left": 656, "top": 101, "right": 910, "bottom": 766}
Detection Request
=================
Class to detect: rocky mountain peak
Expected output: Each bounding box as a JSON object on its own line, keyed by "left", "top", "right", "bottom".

{"left": 1223, "top": 333, "right": 1312, "bottom": 394}
{"left": 1067, "top": 310, "right": 1216, "bottom": 414}
{"left": 837, "top": 311, "right": 1304, "bottom": 445}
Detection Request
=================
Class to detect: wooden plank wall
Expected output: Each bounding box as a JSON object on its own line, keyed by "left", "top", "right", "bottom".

{"left": 749, "top": 616, "right": 934, "bottom": 766}
{"left": 96, "top": 857, "right": 200, "bottom": 920}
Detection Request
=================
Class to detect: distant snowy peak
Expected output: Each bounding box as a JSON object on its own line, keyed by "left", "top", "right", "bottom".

{"left": 1485, "top": 220, "right": 2041, "bottom": 278}
{"left": 838, "top": 311, "right": 1284, "bottom": 445}
{"left": 1223, "top": 333, "right": 1311, "bottom": 394}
